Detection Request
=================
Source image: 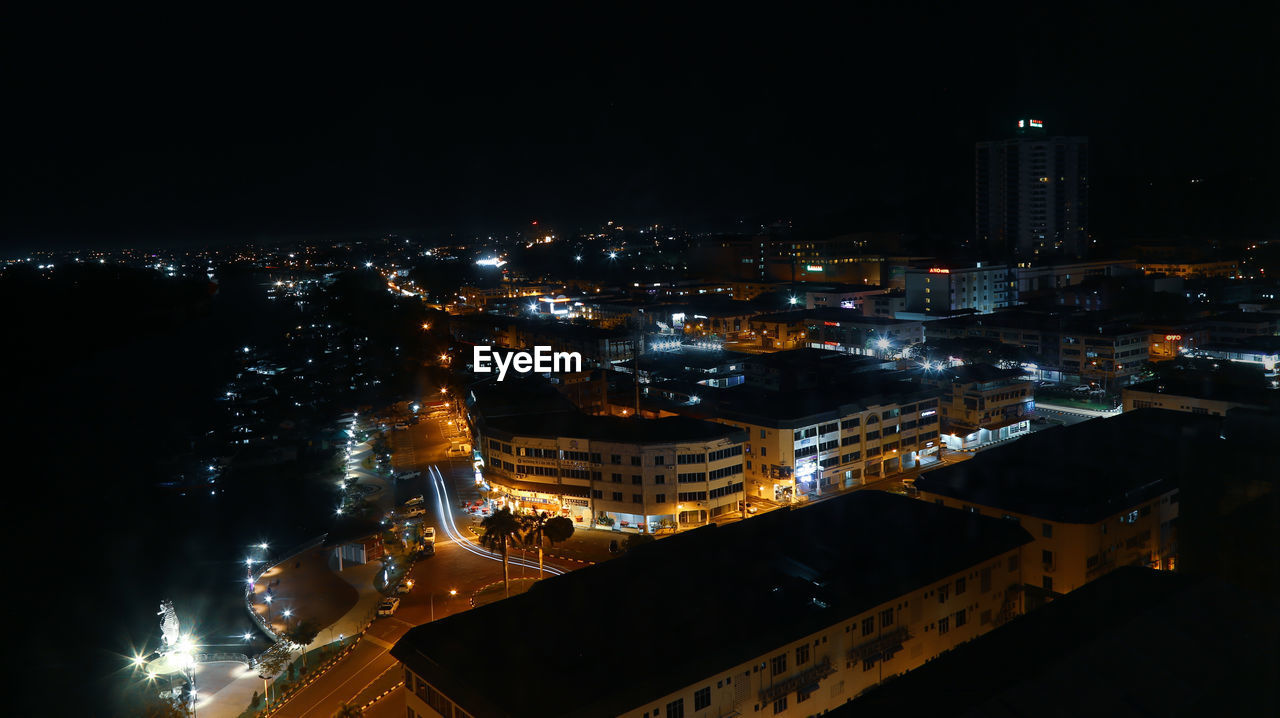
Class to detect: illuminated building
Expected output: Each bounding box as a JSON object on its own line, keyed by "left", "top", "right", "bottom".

{"left": 924, "top": 310, "right": 1149, "bottom": 386}
{"left": 919, "top": 364, "right": 1034, "bottom": 450}
{"left": 1137, "top": 259, "right": 1239, "bottom": 279}
{"left": 469, "top": 382, "right": 747, "bottom": 529}
{"left": 904, "top": 263, "right": 1012, "bottom": 315}
{"left": 748, "top": 309, "right": 923, "bottom": 356}
{"left": 976, "top": 119, "right": 1089, "bottom": 261}
{"left": 693, "top": 370, "right": 941, "bottom": 501}
{"left": 393, "top": 491, "right": 1032, "bottom": 718}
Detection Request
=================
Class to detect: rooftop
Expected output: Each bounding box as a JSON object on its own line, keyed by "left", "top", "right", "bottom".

{"left": 1126, "top": 373, "right": 1278, "bottom": 408}
{"left": 481, "top": 411, "right": 746, "bottom": 445}
{"left": 391, "top": 491, "right": 1032, "bottom": 718}
{"left": 924, "top": 309, "right": 1146, "bottom": 338}
{"left": 752, "top": 308, "right": 922, "bottom": 325}
{"left": 930, "top": 363, "right": 1026, "bottom": 384}
{"left": 914, "top": 409, "right": 1223, "bottom": 522}
{"left": 839, "top": 567, "right": 1278, "bottom": 718}
{"left": 707, "top": 371, "right": 938, "bottom": 426}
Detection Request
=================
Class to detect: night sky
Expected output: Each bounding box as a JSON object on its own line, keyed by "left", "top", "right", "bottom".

{"left": 6, "top": 5, "right": 1277, "bottom": 250}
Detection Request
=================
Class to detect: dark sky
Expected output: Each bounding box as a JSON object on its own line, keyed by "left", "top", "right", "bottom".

{"left": 6, "top": 5, "right": 1277, "bottom": 250}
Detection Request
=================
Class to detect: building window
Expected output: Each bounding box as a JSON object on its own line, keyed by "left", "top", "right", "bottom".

{"left": 955, "top": 609, "right": 967, "bottom": 627}
{"left": 656, "top": 493, "right": 666, "bottom": 503}
{"left": 1043, "top": 576, "right": 1054, "bottom": 591}
{"left": 1042, "top": 523, "right": 1053, "bottom": 538}
{"left": 1008, "top": 554, "right": 1020, "bottom": 572}
{"left": 632, "top": 494, "right": 642, "bottom": 504}
{"left": 772, "top": 697, "right": 788, "bottom": 714}
{"left": 612, "top": 492, "right": 622, "bottom": 501}
{"left": 796, "top": 643, "right": 810, "bottom": 665}
{"left": 612, "top": 473, "right": 622, "bottom": 483}
{"left": 655, "top": 475, "right": 665, "bottom": 484}
{"left": 632, "top": 475, "right": 642, "bottom": 484}
{"left": 666, "top": 698, "right": 684, "bottom": 718}
{"left": 771, "top": 654, "right": 787, "bottom": 675}
{"left": 937, "top": 585, "right": 949, "bottom": 603}
{"left": 592, "top": 490, "right": 602, "bottom": 499}
{"left": 938, "top": 616, "right": 949, "bottom": 635}
{"left": 880, "top": 608, "right": 894, "bottom": 628}
{"left": 955, "top": 577, "right": 966, "bottom": 595}
{"left": 631, "top": 456, "right": 642, "bottom": 466}
{"left": 862, "top": 617, "right": 874, "bottom": 636}
{"left": 694, "top": 687, "right": 710, "bottom": 711}
{"left": 654, "top": 456, "right": 665, "bottom": 466}
{"left": 1042, "top": 549, "right": 1054, "bottom": 566}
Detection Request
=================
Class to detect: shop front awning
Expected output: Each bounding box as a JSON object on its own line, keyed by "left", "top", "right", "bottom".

{"left": 490, "top": 477, "right": 591, "bottom": 499}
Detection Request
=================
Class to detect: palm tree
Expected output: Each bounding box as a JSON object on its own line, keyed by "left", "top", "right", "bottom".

{"left": 479, "top": 507, "right": 523, "bottom": 597}
{"left": 332, "top": 703, "right": 362, "bottom": 717}
{"left": 520, "top": 512, "right": 576, "bottom": 578}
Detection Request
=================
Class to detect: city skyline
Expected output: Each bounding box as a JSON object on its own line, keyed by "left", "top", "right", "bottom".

{"left": 7, "top": 6, "right": 1277, "bottom": 252}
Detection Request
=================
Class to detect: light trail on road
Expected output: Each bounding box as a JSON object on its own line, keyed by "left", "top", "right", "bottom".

{"left": 428, "top": 465, "right": 565, "bottom": 576}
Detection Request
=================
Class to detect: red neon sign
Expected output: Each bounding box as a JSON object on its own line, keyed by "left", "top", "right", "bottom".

{"left": 928, "top": 267, "right": 950, "bottom": 274}
{"left": 1164, "top": 334, "right": 1182, "bottom": 341}
{"left": 823, "top": 321, "right": 839, "bottom": 327}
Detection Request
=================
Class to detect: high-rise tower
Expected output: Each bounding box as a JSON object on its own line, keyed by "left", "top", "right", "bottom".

{"left": 976, "top": 119, "right": 1089, "bottom": 262}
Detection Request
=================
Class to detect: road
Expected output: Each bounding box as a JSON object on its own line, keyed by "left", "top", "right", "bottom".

{"left": 268, "top": 415, "right": 567, "bottom": 718}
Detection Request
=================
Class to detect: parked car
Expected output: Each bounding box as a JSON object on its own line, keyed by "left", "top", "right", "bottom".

{"left": 404, "top": 495, "right": 425, "bottom": 506}
{"left": 395, "top": 579, "right": 415, "bottom": 595}
{"left": 423, "top": 526, "right": 435, "bottom": 543}
{"left": 393, "top": 423, "right": 408, "bottom": 430}
{"left": 397, "top": 471, "right": 422, "bottom": 481}
{"left": 402, "top": 506, "right": 426, "bottom": 518}
{"left": 377, "top": 597, "right": 400, "bottom": 616}
{"left": 1072, "top": 385, "right": 1092, "bottom": 394}
{"left": 446, "top": 446, "right": 469, "bottom": 458}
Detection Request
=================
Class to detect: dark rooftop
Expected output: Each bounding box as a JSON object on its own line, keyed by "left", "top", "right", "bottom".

{"left": 914, "top": 409, "right": 1223, "bottom": 522}
{"left": 838, "top": 567, "right": 1279, "bottom": 718}
{"left": 744, "top": 347, "right": 892, "bottom": 372}
{"left": 1126, "top": 373, "right": 1278, "bottom": 408}
{"left": 709, "top": 371, "right": 938, "bottom": 426}
{"left": 391, "top": 491, "right": 1032, "bottom": 718}
{"left": 753, "top": 308, "right": 921, "bottom": 325}
{"left": 930, "top": 363, "right": 1026, "bottom": 384}
{"left": 482, "top": 410, "right": 746, "bottom": 444}
{"left": 924, "top": 309, "right": 1146, "bottom": 337}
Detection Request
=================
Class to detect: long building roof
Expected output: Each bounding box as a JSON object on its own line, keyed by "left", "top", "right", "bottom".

{"left": 914, "top": 409, "right": 1222, "bottom": 522}
{"left": 391, "top": 491, "right": 1032, "bottom": 718}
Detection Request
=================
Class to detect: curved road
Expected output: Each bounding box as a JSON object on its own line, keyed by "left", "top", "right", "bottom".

{"left": 267, "top": 416, "right": 572, "bottom": 718}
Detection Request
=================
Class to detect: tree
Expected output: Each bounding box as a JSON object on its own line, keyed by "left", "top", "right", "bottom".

{"left": 284, "top": 620, "right": 322, "bottom": 671}
{"left": 333, "top": 703, "right": 363, "bottom": 717}
{"left": 479, "top": 507, "right": 523, "bottom": 597}
{"left": 520, "top": 512, "right": 576, "bottom": 578}
{"left": 138, "top": 693, "right": 189, "bottom": 718}
{"left": 624, "top": 533, "right": 656, "bottom": 552}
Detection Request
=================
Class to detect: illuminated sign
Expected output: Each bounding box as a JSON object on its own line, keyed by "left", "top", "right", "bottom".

{"left": 928, "top": 267, "right": 950, "bottom": 274}
{"left": 1018, "top": 120, "right": 1025, "bottom": 128}
{"left": 823, "top": 321, "right": 840, "bottom": 327}
{"left": 920, "top": 409, "right": 937, "bottom": 417}
{"left": 1030, "top": 119, "right": 1044, "bottom": 128}
{"left": 1165, "top": 334, "right": 1182, "bottom": 341}
{"left": 823, "top": 341, "right": 839, "bottom": 346}
{"left": 806, "top": 265, "right": 824, "bottom": 272}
